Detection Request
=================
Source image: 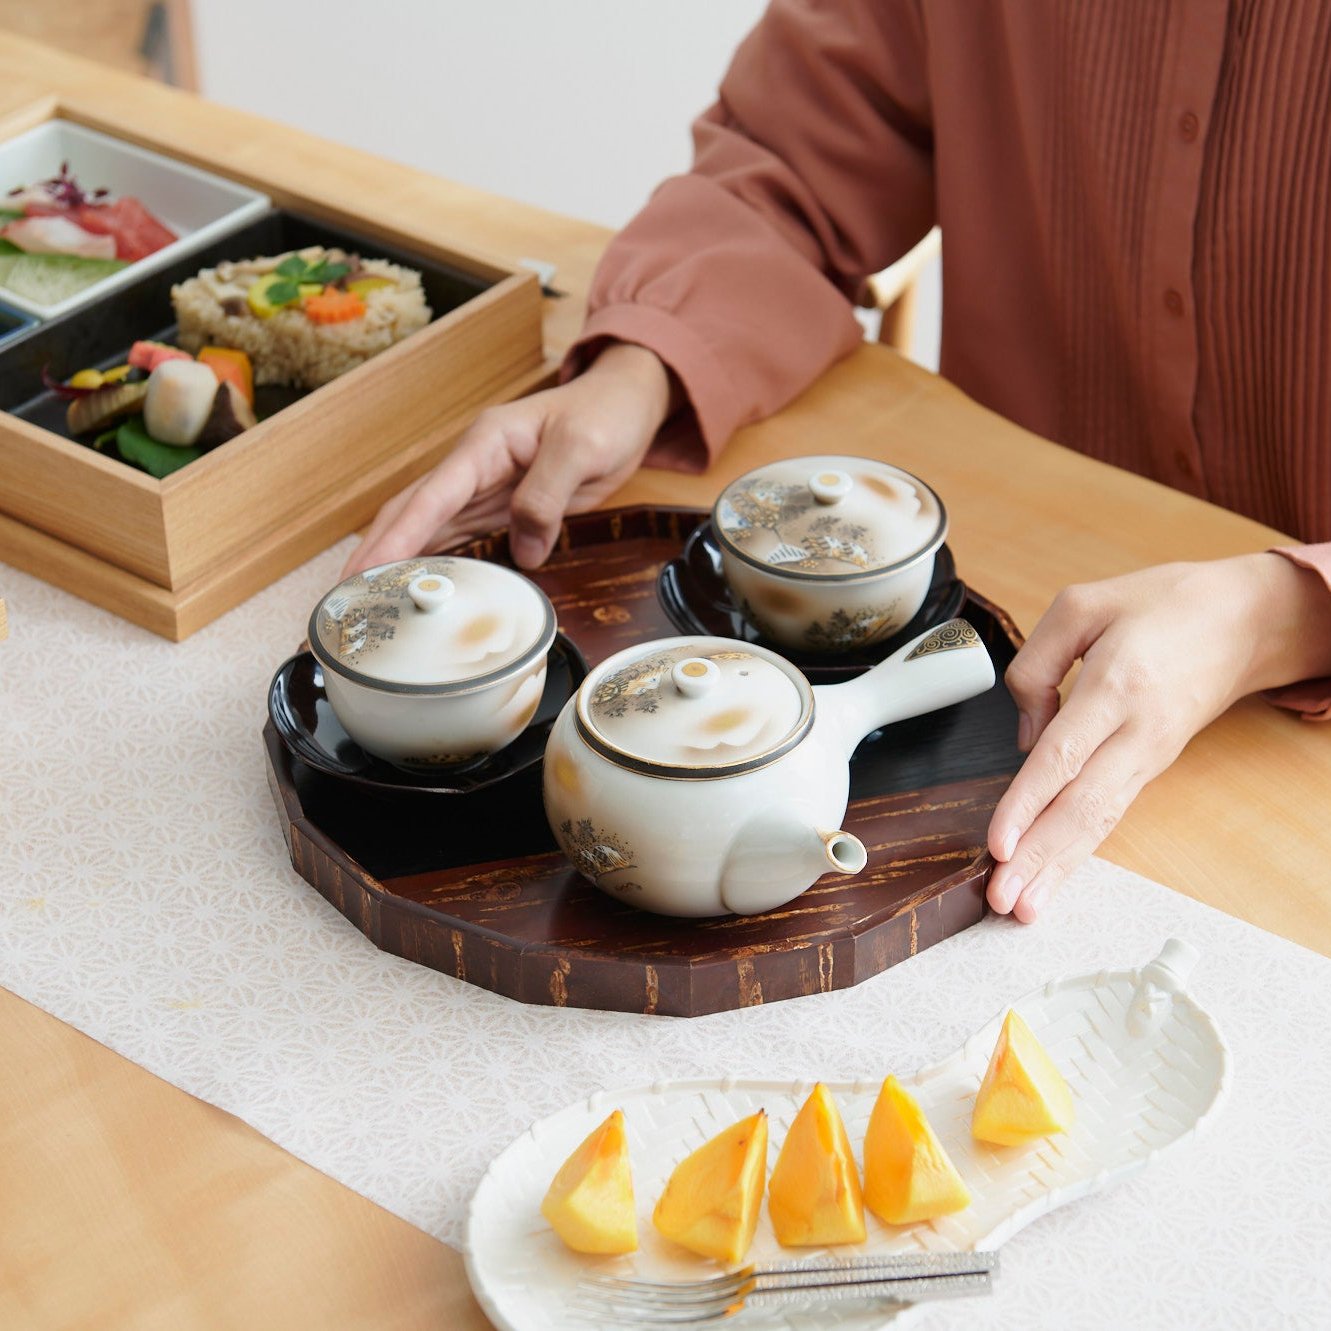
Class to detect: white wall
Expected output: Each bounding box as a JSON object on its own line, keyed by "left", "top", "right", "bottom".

{"left": 192, "top": 0, "right": 940, "bottom": 366}
{"left": 192, "top": 0, "right": 769, "bottom": 228}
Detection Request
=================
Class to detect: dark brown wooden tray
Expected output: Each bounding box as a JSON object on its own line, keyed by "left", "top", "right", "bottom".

{"left": 263, "top": 506, "right": 1025, "bottom": 1017}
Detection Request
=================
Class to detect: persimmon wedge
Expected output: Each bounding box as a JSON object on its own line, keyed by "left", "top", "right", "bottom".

{"left": 863, "top": 1076, "right": 970, "bottom": 1224}
{"left": 653, "top": 1111, "right": 768, "bottom": 1264}
{"left": 972, "top": 1009, "right": 1075, "bottom": 1146}
{"left": 541, "top": 1109, "right": 638, "bottom": 1254}
{"left": 768, "top": 1083, "right": 865, "bottom": 1246}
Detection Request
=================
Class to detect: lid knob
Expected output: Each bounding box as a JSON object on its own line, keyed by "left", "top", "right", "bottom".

{"left": 809, "top": 469, "right": 853, "bottom": 505}
{"left": 671, "top": 657, "right": 720, "bottom": 698}
{"left": 407, "top": 573, "right": 456, "bottom": 613}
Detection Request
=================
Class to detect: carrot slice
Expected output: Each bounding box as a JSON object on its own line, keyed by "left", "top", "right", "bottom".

{"left": 198, "top": 346, "right": 254, "bottom": 406}
{"left": 301, "top": 287, "right": 367, "bottom": 324}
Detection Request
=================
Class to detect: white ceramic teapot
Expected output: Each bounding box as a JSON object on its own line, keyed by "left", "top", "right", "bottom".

{"left": 543, "top": 618, "right": 995, "bottom": 917}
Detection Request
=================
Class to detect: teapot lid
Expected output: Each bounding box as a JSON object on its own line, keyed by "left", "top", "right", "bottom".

{"left": 575, "top": 636, "right": 814, "bottom": 778}
{"left": 712, "top": 455, "right": 946, "bottom": 580}
{"left": 309, "top": 556, "right": 556, "bottom": 693}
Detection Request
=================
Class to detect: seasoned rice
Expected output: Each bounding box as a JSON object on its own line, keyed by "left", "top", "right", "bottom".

{"left": 171, "top": 250, "right": 431, "bottom": 388}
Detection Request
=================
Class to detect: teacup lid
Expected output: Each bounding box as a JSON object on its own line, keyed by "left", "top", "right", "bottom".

{"left": 712, "top": 455, "right": 946, "bottom": 580}
{"left": 308, "top": 557, "right": 556, "bottom": 693}
{"left": 575, "top": 636, "right": 814, "bottom": 778}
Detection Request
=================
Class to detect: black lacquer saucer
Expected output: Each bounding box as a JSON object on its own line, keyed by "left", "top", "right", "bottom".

{"left": 267, "top": 632, "right": 586, "bottom": 796}
{"left": 657, "top": 520, "right": 966, "bottom": 681}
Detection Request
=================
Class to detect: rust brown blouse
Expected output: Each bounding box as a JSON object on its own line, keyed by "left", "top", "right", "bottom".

{"left": 567, "top": 0, "right": 1331, "bottom": 714}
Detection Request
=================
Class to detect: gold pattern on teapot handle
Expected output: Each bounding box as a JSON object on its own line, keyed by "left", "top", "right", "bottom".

{"left": 905, "top": 619, "right": 982, "bottom": 660}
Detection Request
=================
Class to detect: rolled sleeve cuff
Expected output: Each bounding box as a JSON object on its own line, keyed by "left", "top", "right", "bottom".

{"left": 1264, "top": 545, "right": 1331, "bottom": 721}
{"left": 561, "top": 303, "right": 742, "bottom": 473}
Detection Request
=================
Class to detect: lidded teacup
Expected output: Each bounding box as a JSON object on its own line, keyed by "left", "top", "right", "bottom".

{"left": 308, "top": 556, "right": 556, "bottom": 767}
{"left": 711, "top": 455, "right": 947, "bottom": 653}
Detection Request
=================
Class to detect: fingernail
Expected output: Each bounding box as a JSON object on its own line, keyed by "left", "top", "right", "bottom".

{"left": 1016, "top": 712, "right": 1032, "bottom": 751}
{"left": 1024, "top": 879, "right": 1052, "bottom": 919}
{"left": 991, "top": 874, "right": 1022, "bottom": 913}
{"left": 998, "top": 828, "right": 1019, "bottom": 862}
{"left": 512, "top": 533, "right": 544, "bottom": 568}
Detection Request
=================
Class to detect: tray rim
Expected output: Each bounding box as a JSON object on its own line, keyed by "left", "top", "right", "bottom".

{"left": 266, "top": 735, "right": 1004, "bottom": 971}
{"left": 268, "top": 729, "right": 1006, "bottom": 1010}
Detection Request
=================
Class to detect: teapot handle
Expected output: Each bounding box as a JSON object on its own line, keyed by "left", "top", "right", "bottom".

{"left": 815, "top": 619, "right": 996, "bottom": 757}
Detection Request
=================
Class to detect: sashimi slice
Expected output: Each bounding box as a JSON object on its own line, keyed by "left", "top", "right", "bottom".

{"left": 1, "top": 214, "right": 116, "bottom": 259}
{"left": 73, "top": 198, "right": 177, "bottom": 262}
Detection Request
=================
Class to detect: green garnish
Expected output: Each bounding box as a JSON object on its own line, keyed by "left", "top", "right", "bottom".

{"left": 264, "top": 254, "right": 351, "bottom": 307}
{"left": 262, "top": 278, "right": 300, "bottom": 306}
{"left": 0, "top": 207, "right": 22, "bottom": 224}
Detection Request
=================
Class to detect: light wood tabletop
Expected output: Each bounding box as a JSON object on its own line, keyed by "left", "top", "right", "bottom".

{"left": 1, "top": 33, "right": 1326, "bottom": 1331}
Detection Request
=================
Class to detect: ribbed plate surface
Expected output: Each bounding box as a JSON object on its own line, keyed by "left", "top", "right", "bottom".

{"left": 466, "top": 941, "right": 1230, "bottom": 1329}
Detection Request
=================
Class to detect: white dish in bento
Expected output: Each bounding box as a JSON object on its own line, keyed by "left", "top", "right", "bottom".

{"left": 0, "top": 119, "right": 269, "bottom": 320}
{"left": 466, "top": 940, "right": 1230, "bottom": 1330}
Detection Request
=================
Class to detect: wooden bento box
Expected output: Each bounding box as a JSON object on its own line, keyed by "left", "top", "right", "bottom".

{"left": 0, "top": 124, "right": 545, "bottom": 640}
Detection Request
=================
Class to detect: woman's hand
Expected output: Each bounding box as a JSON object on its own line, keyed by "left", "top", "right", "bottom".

{"left": 986, "top": 553, "right": 1331, "bottom": 922}
{"left": 341, "top": 342, "right": 675, "bottom": 577}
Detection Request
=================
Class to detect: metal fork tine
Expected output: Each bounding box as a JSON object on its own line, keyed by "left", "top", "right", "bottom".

{"left": 579, "top": 1279, "right": 739, "bottom": 1301}
{"left": 573, "top": 1288, "right": 745, "bottom": 1315}
{"left": 575, "top": 1286, "right": 754, "bottom": 1312}
{"left": 569, "top": 1293, "right": 745, "bottom": 1325}
{"left": 579, "top": 1268, "right": 753, "bottom": 1297}
{"left": 570, "top": 1301, "right": 740, "bottom": 1326}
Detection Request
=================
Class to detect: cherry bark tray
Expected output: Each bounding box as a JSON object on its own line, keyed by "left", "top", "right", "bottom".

{"left": 263, "top": 506, "right": 1025, "bottom": 1018}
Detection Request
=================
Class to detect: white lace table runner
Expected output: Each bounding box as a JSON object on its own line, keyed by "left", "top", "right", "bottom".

{"left": 3, "top": 546, "right": 1329, "bottom": 1329}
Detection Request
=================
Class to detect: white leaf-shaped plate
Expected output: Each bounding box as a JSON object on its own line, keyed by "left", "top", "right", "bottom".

{"left": 466, "top": 941, "right": 1231, "bottom": 1329}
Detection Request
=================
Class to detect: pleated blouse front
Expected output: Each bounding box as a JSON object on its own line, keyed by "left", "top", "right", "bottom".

{"left": 571, "top": 0, "right": 1331, "bottom": 550}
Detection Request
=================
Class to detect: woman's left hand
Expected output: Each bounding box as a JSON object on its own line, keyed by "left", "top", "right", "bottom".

{"left": 986, "top": 553, "right": 1331, "bottom": 923}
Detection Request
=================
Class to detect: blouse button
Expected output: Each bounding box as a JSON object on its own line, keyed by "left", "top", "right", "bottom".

{"left": 1179, "top": 111, "right": 1200, "bottom": 142}
{"left": 1164, "top": 289, "right": 1185, "bottom": 317}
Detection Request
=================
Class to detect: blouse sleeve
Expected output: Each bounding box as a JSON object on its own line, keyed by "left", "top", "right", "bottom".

{"left": 1266, "top": 544, "right": 1331, "bottom": 720}
{"left": 562, "top": 0, "right": 937, "bottom": 470}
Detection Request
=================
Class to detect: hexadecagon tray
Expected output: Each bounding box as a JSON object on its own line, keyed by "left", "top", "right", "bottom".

{"left": 262, "top": 506, "right": 1025, "bottom": 1017}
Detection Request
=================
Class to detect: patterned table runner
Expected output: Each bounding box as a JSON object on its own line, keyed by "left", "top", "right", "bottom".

{"left": 3, "top": 548, "right": 1328, "bottom": 1328}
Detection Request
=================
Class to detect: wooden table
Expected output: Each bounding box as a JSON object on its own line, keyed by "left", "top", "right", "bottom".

{"left": 2, "top": 34, "right": 1326, "bottom": 1331}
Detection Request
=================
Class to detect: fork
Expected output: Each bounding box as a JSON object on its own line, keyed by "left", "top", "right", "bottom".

{"left": 574, "top": 1251, "right": 998, "bottom": 1325}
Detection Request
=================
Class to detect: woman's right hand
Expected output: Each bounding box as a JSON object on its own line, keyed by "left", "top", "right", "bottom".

{"left": 341, "top": 341, "right": 675, "bottom": 577}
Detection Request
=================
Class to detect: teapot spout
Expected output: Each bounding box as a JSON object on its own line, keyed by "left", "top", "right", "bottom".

{"left": 719, "top": 812, "right": 868, "bottom": 916}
